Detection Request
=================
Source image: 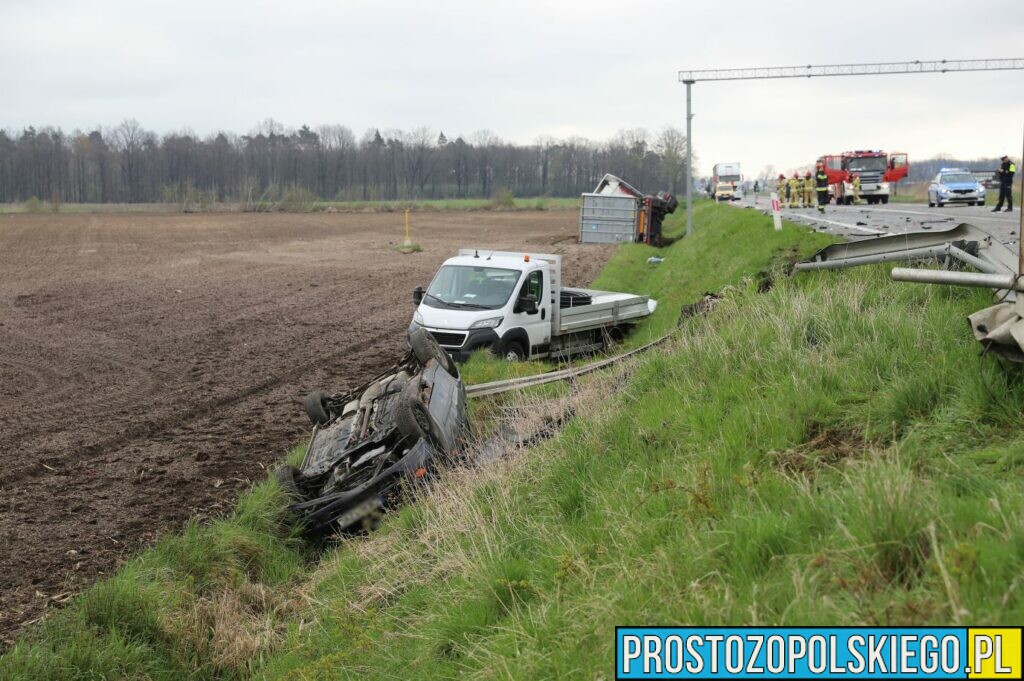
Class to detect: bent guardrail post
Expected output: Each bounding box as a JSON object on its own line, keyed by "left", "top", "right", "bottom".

{"left": 890, "top": 268, "right": 1024, "bottom": 291}
{"left": 796, "top": 223, "right": 1018, "bottom": 279}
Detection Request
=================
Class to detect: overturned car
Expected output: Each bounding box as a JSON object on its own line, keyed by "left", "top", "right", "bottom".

{"left": 277, "top": 328, "right": 470, "bottom": 535}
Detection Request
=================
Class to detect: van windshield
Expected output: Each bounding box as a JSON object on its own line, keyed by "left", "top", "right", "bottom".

{"left": 425, "top": 265, "right": 521, "bottom": 310}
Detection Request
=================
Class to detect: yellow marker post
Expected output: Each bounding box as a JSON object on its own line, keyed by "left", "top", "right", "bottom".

{"left": 403, "top": 208, "right": 412, "bottom": 247}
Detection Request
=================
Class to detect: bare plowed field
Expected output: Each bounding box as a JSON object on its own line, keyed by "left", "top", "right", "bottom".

{"left": 0, "top": 210, "right": 613, "bottom": 642}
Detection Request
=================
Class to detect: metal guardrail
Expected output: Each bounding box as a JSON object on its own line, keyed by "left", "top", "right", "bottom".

{"left": 465, "top": 334, "right": 672, "bottom": 398}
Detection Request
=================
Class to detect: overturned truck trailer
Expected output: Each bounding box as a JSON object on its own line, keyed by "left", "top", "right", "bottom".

{"left": 579, "top": 174, "right": 677, "bottom": 245}
{"left": 795, "top": 223, "right": 1024, "bottom": 361}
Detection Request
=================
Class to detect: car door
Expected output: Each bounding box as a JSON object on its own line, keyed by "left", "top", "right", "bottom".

{"left": 509, "top": 268, "right": 551, "bottom": 355}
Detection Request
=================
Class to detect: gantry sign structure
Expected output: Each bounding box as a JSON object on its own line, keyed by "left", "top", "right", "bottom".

{"left": 677, "top": 58, "right": 1024, "bottom": 237}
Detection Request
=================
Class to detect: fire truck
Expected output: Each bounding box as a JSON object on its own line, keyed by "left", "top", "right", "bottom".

{"left": 816, "top": 150, "right": 909, "bottom": 205}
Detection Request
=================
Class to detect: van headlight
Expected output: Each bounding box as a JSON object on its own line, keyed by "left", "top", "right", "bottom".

{"left": 470, "top": 316, "right": 503, "bottom": 329}
{"left": 413, "top": 311, "right": 424, "bottom": 326}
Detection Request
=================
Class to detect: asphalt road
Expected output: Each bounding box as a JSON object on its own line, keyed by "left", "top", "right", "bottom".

{"left": 737, "top": 196, "right": 1021, "bottom": 247}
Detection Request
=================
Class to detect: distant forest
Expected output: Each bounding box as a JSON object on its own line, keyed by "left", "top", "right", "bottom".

{"left": 0, "top": 120, "right": 692, "bottom": 205}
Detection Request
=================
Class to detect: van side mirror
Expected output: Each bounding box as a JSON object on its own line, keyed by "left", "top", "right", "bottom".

{"left": 517, "top": 294, "right": 538, "bottom": 314}
{"left": 413, "top": 286, "right": 424, "bottom": 305}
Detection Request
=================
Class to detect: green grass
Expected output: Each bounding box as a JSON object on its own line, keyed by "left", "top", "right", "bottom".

{"left": 7, "top": 202, "right": 1024, "bottom": 679}
{"left": 0, "top": 197, "right": 580, "bottom": 215}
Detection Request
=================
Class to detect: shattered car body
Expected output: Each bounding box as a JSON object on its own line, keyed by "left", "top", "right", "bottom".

{"left": 278, "top": 328, "right": 470, "bottom": 534}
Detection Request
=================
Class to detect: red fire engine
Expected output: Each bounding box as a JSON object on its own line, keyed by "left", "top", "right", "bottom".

{"left": 816, "top": 150, "right": 909, "bottom": 205}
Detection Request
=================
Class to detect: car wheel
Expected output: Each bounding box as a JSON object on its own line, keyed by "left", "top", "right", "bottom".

{"left": 928, "top": 195, "right": 935, "bottom": 207}
{"left": 303, "top": 390, "right": 331, "bottom": 425}
{"left": 394, "top": 379, "right": 446, "bottom": 450}
{"left": 409, "top": 327, "right": 458, "bottom": 376}
{"left": 881, "top": 196, "right": 889, "bottom": 204}
{"left": 275, "top": 465, "right": 302, "bottom": 500}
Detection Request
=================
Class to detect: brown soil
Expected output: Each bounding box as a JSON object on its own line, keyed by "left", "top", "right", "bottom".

{"left": 0, "top": 210, "right": 614, "bottom": 643}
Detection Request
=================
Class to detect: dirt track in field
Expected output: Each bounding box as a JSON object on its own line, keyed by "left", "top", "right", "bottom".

{"left": 0, "top": 209, "right": 613, "bottom": 643}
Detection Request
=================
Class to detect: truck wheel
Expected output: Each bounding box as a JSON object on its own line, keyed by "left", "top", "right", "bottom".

{"left": 409, "top": 327, "right": 457, "bottom": 376}
{"left": 881, "top": 196, "right": 889, "bottom": 204}
{"left": 394, "top": 380, "right": 445, "bottom": 450}
{"left": 501, "top": 341, "right": 526, "bottom": 362}
{"left": 604, "top": 326, "right": 625, "bottom": 349}
{"left": 304, "top": 390, "right": 331, "bottom": 425}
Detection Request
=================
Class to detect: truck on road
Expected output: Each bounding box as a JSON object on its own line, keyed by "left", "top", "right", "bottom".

{"left": 711, "top": 162, "right": 742, "bottom": 201}
{"left": 410, "top": 249, "right": 656, "bottom": 362}
{"left": 817, "top": 150, "right": 909, "bottom": 204}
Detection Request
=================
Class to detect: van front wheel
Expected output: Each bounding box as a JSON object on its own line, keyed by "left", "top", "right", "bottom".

{"left": 501, "top": 341, "right": 526, "bottom": 362}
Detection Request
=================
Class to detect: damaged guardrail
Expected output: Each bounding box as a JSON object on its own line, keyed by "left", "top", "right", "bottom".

{"left": 795, "top": 222, "right": 1024, "bottom": 361}
{"left": 465, "top": 334, "right": 671, "bottom": 398}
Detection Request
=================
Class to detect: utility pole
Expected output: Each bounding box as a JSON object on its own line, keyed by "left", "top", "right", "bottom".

{"left": 685, "top": 80, "right": 693, "bottom": 237}
{"left": 677, "top": 58, "right": 1024, "bottom": 237}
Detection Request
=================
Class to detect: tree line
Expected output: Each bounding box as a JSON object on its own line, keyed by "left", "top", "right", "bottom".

{"left": 0, "top": 119, "right": 693, "bottom": 206}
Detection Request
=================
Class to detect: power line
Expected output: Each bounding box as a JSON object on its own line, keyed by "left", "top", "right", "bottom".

{"left": 677, "top": 58, "right": 1024, "bottom": 238}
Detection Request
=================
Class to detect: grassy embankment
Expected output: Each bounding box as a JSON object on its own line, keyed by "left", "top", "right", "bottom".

{"left": 7, "top": 202, "right": 1024, "bottom": 679}
{"left": 0, "top": 197, "right": 581, "bottom": 215}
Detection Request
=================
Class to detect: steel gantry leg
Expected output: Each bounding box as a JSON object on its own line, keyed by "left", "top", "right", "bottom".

{"left": 685, "top": 80, "right": 693, "bottom": 238}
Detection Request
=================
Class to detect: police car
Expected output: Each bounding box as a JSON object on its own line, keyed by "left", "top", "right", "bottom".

{"left": 927, "top": 168, "right": 987, "bottom": 207}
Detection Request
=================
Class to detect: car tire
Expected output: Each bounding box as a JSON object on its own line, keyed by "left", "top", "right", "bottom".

{"left": 275, "top": 465, "right": 302, "bottom": 500}
{"left": 394, "top": 379, "right": 445, "bottom": 450}
{"left": 928, "top": 196, "right": 935, "bottom": 207}
{"left": 937, "top": 200, "right": 944, "bottom": 208}
{"left": 304, "top": 390, "right": 331, "bottom": 425}
{"left": 409, "top": 327, "right": 458, "bottom": 376}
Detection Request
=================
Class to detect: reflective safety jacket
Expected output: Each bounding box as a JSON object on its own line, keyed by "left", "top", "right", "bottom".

{"left": 815, "top": 171, "right": 829, "bottom": 189}
{"left": 1000, "top": 159, "right": 1017, "bottom": 186}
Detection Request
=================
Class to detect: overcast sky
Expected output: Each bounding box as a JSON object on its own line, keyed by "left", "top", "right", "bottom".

{"left": 2, "top": 0, "right": 1022, "bottom": 178}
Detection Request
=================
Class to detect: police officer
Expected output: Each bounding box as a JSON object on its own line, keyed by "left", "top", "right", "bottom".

{"left": 789, "top": 172, "right": 801, "bottom": 208}
{"left": 993, "top": 155, "right": 1016, "bottom": 212}
{"left": 803, "top": 171, "right": 814, "bottom": 208}
{"left": 815, "top": 162, "right": 829, "bottom": 213}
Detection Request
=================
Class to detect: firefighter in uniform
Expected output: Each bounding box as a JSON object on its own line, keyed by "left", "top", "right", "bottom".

{"left": 815, "top": 163, "right": 829, "bottom": 213}
{"left": 994, "top": 155, "right": 1016, "bottom": 212}
{"left": 851, "top": 173, "right": 861, "bottom": 205}
{"left": 803, "top": 171, "right": 814, "bottom": 208}
{"left": 789, "top": 172, "right": 801, "bottom": 208}
{"left": 778, "top": 173, "right": 788, "bottom": 205}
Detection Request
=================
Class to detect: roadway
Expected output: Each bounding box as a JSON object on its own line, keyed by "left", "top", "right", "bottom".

{"left": 736, "top": 196, "right": 1020, "bottom": 248}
